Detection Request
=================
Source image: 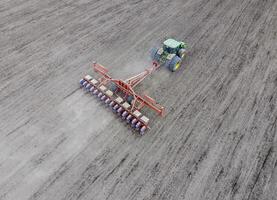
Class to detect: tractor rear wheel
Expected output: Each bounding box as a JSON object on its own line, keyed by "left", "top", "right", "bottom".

{"left": 168, "top": 55, "right": 182, "bottom": 72}
{"left": 150, "top": 47, "right": 160, "bottom": 62}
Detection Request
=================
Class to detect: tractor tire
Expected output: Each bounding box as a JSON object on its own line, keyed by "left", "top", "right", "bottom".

{"left": 164, "top": 59, "right": 171, "bottom": 69}
{"left": 150, "top": 47, "right": 160, "bottom": 62}
{"left": 168, "top": 55, "right": 182, "bottom": 72}
{"left": 178, "top": 48, "right": 186, "bottom": 59}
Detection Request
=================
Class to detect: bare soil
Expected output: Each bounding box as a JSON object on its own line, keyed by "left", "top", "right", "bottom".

{"left": 0, "top": 0, "right": 277, "bottom": 199}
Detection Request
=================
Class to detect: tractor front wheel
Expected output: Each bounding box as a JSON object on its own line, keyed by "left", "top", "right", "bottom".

{"left": 168, "top": 56, "right": 182, "bottom": 72}
{"left": 178, "top": 48, "right": 186, "bottom": 59}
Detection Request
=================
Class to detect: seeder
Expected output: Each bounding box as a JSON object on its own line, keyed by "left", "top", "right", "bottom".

{"left": 79, "top": 38, "right": 188, "bottom": 135}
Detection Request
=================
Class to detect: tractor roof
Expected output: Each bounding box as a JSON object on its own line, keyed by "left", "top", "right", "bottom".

{"left": 163, "top": 39, "right": 181, "bottom": 48}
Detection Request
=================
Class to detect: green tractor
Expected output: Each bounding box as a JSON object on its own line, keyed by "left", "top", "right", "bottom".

{"left": 151, "top": 38, "right": 188, "bottom": 72}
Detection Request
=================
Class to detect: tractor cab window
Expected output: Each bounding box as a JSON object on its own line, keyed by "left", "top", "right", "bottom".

{"left": 163, "top": 45, "right": 177, "bottom": 54}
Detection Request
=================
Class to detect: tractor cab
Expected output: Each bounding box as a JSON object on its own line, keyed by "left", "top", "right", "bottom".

{"left": 163, "top": 39, "right": 182, "bottom": 54}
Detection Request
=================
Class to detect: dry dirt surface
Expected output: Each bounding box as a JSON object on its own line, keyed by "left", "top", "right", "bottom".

{"left": 1, "top": 0, "right": 277, "bottom": 200}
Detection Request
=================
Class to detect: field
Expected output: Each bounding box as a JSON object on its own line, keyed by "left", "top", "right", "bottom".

{"left": 0, "top": 0, "right": 277, "bottom": 199}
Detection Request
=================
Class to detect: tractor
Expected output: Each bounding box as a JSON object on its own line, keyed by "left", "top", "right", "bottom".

{"left": 151, "top": 38, "right": 188, "bottom": 71}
